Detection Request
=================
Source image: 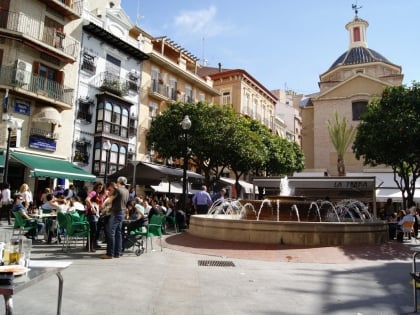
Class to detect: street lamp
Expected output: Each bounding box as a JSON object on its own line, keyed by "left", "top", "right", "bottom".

{"left": 102, "top": 140, "right": 111, "bottom": 184}
{"left": 3, "top": 118, "right": 17, "bottom": 184}
{"left": 130, "top": 160, "right": 140, "bottom": 192}
{"left": 180, "top": 115, "right": 191, "bottom": 212}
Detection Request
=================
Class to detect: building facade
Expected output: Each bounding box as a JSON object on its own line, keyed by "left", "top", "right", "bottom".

{"left": 300, "top": 13, "right": 403, "bottom": 175}
{"left": 73, "top": 1, "right": 148, "bottom": 185}
{"left": 198, "top": 66, "right": 278, "bottom": 132}
{"left": 0, "top": 0, "right": 86, "bottom": 195}
{"left": 137, "top": 33, "right": 220, "bottom": 163}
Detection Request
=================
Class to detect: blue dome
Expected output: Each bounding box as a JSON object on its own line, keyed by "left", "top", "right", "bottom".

{"left": 329, "top": 46, "right": 390, "bottom": 70}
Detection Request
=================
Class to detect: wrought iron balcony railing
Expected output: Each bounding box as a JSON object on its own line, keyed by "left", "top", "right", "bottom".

{"left": 0, "top": 65, "right": 74, "bottom": 106}
{"left": 0, "top": 10, "right": 79, "bottom": 59}
{"left": 96, "top": 71, "right": 129, "bottom": 96}
{"left": 30, "top": 127, "right": 59, "bottom": 140}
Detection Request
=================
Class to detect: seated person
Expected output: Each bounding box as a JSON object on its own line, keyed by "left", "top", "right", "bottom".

{"left": 40, "top": 193, "right": 62, "bottom": 243}
{"left": 67, "top": 197, "right": 85, "bottom": 213}
{"left": 124, "top": 201, "right": 147, "bottom": 234}
{"left": 396, "top": 207, "right": 416, "bottom": 241}
{"left": 12, "top": 194, "right": 44, "bottom": 240}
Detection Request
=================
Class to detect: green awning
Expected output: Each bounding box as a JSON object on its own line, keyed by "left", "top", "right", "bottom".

{"left": 11, "top": 151, "right": 96, "bottom": 181}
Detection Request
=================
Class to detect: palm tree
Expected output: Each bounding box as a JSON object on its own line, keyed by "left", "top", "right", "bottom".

{"left": 327, "top": 112, "right": 356, "bottom": 176}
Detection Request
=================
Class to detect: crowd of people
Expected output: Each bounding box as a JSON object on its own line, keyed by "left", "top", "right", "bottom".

{"left": 0, "top": 178, "right": 225, "bottom": 260}
{"left": 383, "top": 198, "right": 419, "bottom": 242}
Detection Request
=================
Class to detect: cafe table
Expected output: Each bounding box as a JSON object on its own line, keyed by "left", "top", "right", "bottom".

{"left": 0, "top": 260, "right": 72, "bottom": 315}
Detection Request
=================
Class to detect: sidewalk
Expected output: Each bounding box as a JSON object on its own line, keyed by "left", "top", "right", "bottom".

{"left": 2, "top": 224, "right": 419, "bottom": 315}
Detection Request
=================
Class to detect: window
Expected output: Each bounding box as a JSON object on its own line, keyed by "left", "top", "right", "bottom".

{"left": 222, "top": 91, "right": 231, "bottom": 105}
{"left": 352, "top": 101, "right": 368, "bottom": 120}
{"left": 168, "top": 77, "right": 177, "bottom": 100}
{"left": 353, "top": 27, "right": 360, "bottom": 42}
{"left": 81, "top": 52, "right": 96, "bottom": 74}
{"left": 77, "top": 98, "right": 93, "bottom": 123}
{"left": 148, "top": 102, "right": 158, "bottom": 128}
{"left": 74, "top": 140, "right": 90, "bottom": 164}
{"left": 106, "top": 54, "right": 121, "bottom": 75}
{"left": 184, "top": 84, "right": 193, "bottom": 102}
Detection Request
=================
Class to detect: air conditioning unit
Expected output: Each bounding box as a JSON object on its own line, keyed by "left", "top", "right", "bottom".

{"left": 15, "top": 59, "right": 32, "bottom": 86}
{"left": 129, "top": 69, "right": 139, "bottom": 80}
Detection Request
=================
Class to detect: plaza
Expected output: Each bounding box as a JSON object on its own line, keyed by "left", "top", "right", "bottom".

{"left": 3, "top": 224, "right": 419, "bottom": 315}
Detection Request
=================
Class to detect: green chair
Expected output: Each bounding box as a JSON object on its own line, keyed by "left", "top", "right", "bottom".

{"left": 57, "top": 212, "right": 90, "bottom": 252}
{"left": 134, "top": 214, "right": 165, "bottom": 252}
{"left": 12, "top": 210, "right": 38, "bottom": 236}
{"left": 165, "top": 215, "right": 178, "bottom": 233}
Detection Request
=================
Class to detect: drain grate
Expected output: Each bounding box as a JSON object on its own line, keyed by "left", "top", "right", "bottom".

{"left": 198, "top": 260, "right": 236, "bottom": 267}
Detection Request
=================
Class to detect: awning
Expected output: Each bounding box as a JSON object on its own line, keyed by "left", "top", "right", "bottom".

{"left": 11, "top": 151, "right": 96, "bottom": 181}
{"left": 219, "top": 177, "right": 258, "bottom": 194}
{"left": 151, "top": 181, "right": 199, "bottom": 195}
{"left": 32, "top": 107, "right": 62, "bottom": 126}
{"left": 376, "top": 188, "right": 420, "bottom": 202}
{"left": 109, "top": 161, "right": 204, "bottom": 186}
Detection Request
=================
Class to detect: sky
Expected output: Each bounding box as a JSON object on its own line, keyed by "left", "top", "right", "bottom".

{"left": 121, "top": 0, "right": 420, "bottom": 95}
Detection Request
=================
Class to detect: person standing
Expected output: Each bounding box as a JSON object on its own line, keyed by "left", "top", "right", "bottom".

{"left": 85, "top": 182, "right": 105, "bottom": 252}
{"left": 1, "top": 183, "right": 13, "bottom": 224}
{"left": 192, "top": 185, "right": 212, "bottom": 214}
{"left": 19, "top": 183, "right": 33, "bottom": 211}
{"left": 100, "top": 177, "right": 129, "bottom": 259}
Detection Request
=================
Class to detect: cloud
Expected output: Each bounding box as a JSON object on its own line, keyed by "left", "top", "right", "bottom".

{"left": 174, "top": 6, "right": 229, "bottom": 37}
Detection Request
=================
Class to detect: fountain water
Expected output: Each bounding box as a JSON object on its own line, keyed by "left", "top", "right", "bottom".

{"left": 192, "top": 186, "right": 388, "bottom": 246}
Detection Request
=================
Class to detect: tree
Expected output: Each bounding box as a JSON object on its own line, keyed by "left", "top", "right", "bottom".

{"left": 146, "top": 102, "right": 305, "bottom": 195}
{"left": 327, "top": 111, "right": 356, "bottom": 176}
{"left": 352, "top": 83, "right": 420, "bottom": 208}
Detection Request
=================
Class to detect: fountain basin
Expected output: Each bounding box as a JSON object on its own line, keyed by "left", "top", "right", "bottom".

{"left": 189, "top": 215, "right": 388, "bottom": 246}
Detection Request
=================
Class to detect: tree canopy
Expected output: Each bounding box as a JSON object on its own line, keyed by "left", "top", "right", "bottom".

{"left": 146, "top": 102, "right": 305, "bottom": 192}
{"left": 352, "top": 82, "right": 420, "bottom": 208}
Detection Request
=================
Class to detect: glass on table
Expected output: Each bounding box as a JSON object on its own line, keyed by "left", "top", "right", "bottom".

{"left": 19, "top": 238, "right": 32, "bottom": 268}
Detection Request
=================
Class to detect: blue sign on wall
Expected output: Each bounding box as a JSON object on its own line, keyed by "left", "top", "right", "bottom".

{"left": 14, "top": 101, "right": 30, "bottom": 115}
{"left": 29, "top": 136, "right": 56, "bottom": 151}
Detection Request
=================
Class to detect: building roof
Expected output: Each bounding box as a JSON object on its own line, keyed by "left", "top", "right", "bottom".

{"left": 328, "top": 46, "right": 392, "bottom": 70}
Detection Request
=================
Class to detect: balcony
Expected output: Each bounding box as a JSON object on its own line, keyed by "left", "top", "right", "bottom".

{"left": 30, "top": 127, "right": 59, "bottom": 140}
{"left": 0, "top": 65, "right": 74, "bottom": 107}
{"left": 0, "top": 10, "right": 79, "bottom": 62}
{"left": 96, "top": 72, "right": 129, "bottom": 96}
{"left": 148, "top": 80, "right": 177, "bottom": 101}
{"left": 37, "top": 0, "right": 83, "bottom": 20}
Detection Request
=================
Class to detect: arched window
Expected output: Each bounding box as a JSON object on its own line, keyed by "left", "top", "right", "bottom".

{"left": 96, "top": 102, "right": 104, "bottom": 132}
{"left": 121, "top": 108, "right": 129, "bottom": 137}
{"left": 119, "top": 146, "right": 127, "bottom": 170}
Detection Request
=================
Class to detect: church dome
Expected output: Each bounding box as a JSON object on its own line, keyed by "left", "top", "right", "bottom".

{"left": 329, "top": 46, "right": 391, "bottom": 70}
{"left": 327, "top": 15, "right": 396, "bottom": 71}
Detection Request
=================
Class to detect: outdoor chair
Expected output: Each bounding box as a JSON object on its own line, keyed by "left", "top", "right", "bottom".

{"left": 396, "top": 220, "right": 416, "bottom": 241}
{"left": 133, "top": 214, "right": 165, "bottom": 252}
{"left": 57, "top": 212, "right": 90, "bottom": 252}
{"left": 11, "top": 210, "right": 38, "bottom": 236}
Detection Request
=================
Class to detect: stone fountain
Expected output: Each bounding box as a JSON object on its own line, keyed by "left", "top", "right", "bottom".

{"left": 188, "top": 177, "right": 388, "bottom": 246}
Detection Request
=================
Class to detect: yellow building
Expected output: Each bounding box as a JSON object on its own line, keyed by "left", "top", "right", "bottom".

{"left": 198, "top": 65, "right": 277, "bottom": 132}
{"left": 301, "top": 13, "right": 403, "bottom": 175}
{"left": 138, "top": 32, "right": 220, "bottom": 162}
{"left": 0, "top": 0, "right": 91, "bottom": 194}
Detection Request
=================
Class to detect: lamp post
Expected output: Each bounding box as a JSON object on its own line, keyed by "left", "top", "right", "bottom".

{"left": 3, "top": 118, "right": 17, "bottom": 184}
{"left": 130, "top": 160, "right": 140, "bottom": 193}
{"left": 180, "top": 115, "right": 191, "bottom": 212}
{"left": 102, "top": 140, "right": 111, "bottom": 185}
